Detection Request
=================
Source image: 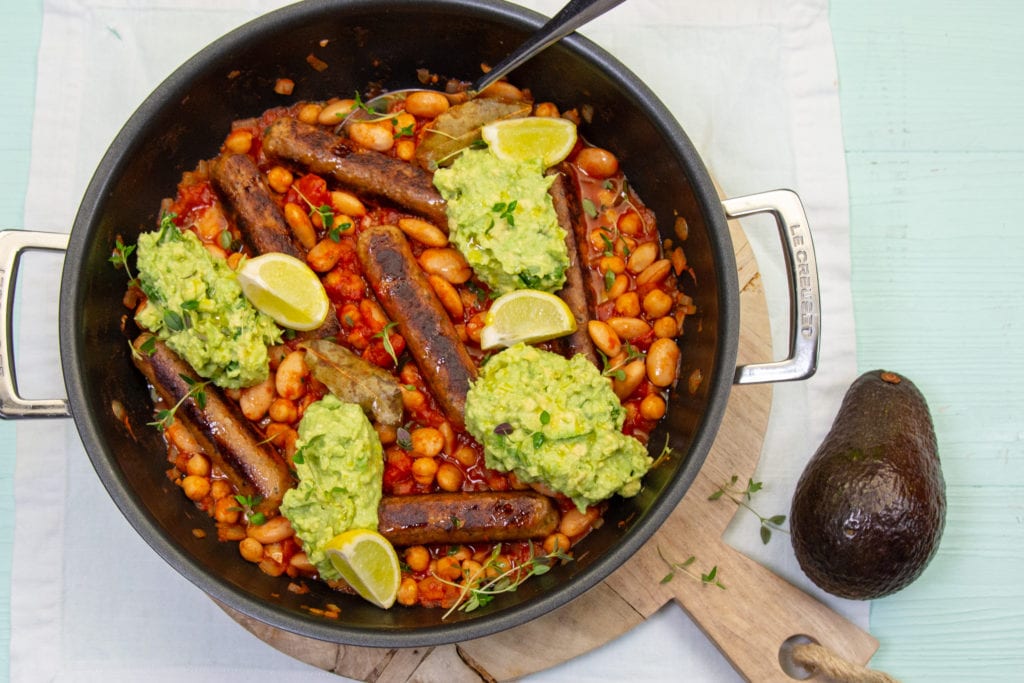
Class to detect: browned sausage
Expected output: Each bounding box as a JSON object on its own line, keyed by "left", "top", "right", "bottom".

{"left": 211, "top": 153, "right": 341, "bottom": 341}
{"left": 357, "top": 225, "right": 477, "bottom": 428}
{"left": 548, "top": 169, "right": 599, "bottom": 366}
{"left": 212, "top": 153, "right": 305, "bottom": 259}
{"left": 262, "top": 117, "right": 448, "bottom": 227}
{"left": 132, "top": 334, "right": 293, "bottom": 512}
{"left": 377, "top": 491, "right": 559, "bottom": 546}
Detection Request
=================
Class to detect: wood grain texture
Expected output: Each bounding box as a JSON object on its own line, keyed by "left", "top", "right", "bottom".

{"left": 831, "top": 0, "right": 1024, "bottom": 680}
{"left": 225, "top": 216, "right": 877, "bottom": 682}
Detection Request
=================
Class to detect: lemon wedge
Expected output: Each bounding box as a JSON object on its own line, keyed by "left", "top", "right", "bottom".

{"left": 479, "top": 289, "right": 577, "bottom": 350}
{"left": 323, "top": 529, "right": 401, "bottom": 609}
{"left": 481, "top": 117, "right": 578, "bottom": 168}
{"left": 236, "top": 252, "right": 330, "bottom": 331}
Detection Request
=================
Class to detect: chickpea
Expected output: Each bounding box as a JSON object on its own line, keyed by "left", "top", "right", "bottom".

{"left": 646, "top": 338, "right": 681, "bottom": 388}
{"left": 653, "top": 315, "right": 679, "bottom": 339}
{"left": 395, "top": 138, "right": 416, "bottom": 162}
{"left": 374, "top": 423, "right": 398, "bottom": 446}
{"left": 306, "top": 236, "right": 348, "bottom": 273}
{"left": 435, "top": 556, "right": 462, "bottom": 581}
{"left": 599, "top": 255, "right": 626, "bottom": 275}
{"left": 402, "top": 387, "right": 426, "bottom": 411}
{"left": 397, "top": 577, "right": 420, "bottom": 606}
{"left": 576, "top": 147, "right": 619, "bottom": 179}
{"left": 405, "top": 545, "right": 431, "bottom": 573}
{"left": 392, "top": 112, "right": 417, "bottom": 135}
{"left": 348, "top": 121, "right": 394, "bottom": 152}
{"left": 209, "top": 481, "right": 232, "bottom": 501}
{"left": 640, "top": 393, "right": 667, "bottom": 421}
{"left": 266, "top": 166, "right": 294, "bottom": 194}
{"left": 318, "top": 98, "right": 357, "bottom": 125}
{"left": 185, "top": 454, "right": 210, "bottom": 478}
{"left": 181, "top": 475, "right": 210, "bottom": 501}
{"left": 411, "top": 427, "right": 445, "bottom": 457}
{"left": 411, "top": 457, "right": 439, "bottom": 486}
{"left": 544, "top": 532, "right": 571, "bottom": 555}
{"left": 461, "top": 560, "right": 484, "bottom": 584}
{"left": 643, "top": 289, "right": 675, "bottom": 319}
{"left": 436, "top": 462, "right": 464, "bottom": 492}
{"left": 239, "top": 537, "right": 264, "bottom": 563}
{"left": 533, "top": 102, "right": 560, "bottom": 118}
{"left": 614, "top": 291, "right": 641, "bottom": 317}
{"left": 453, "top": 444, "right": 478, "bottom": 468}
{"left": 405, "top": 90, "right": 451, "bottom": 118}
{"left": 214, "top": 496, "right": 241, "bottom": 524}
{"left": 268, "top": 398, "right": 298, "bottom": 424}
{"left": 224, "top": 129, "right": 253, "bottom": 154}
{"left": 617, "top": 210, "right": 643, "bottom": 236}
{"left": 297, "top": 103, "right": 323, "bottom": 124}
{"left": 202, "top": 242, "right": 227, "bottom": 261}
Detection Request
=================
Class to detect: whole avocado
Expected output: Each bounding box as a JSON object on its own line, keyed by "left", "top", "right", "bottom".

{"left": 790, "top": 370, "right": 945, "bottom": 600}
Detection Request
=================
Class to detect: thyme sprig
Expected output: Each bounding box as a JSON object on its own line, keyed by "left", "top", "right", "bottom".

{"left": 109, "top": 237, "right": 136, "bottom": 281}
{"left": 233, "top": 494, "right": 266, "bottom": 526}
{"left": 149, "top": 374, "right": 208, "bottom": 431}
{"left": 657, "top": 547, "right": 725, "bottom": 589}
{"left": 374, "top": 321, "right": 401, "bottom": 366}
{"left": 598, "top": 343, "right": 644, "bottom": 381}
{"left": 437, "top": 542, "right": 573, "bottom": 619}
{"left": 709, "top": 475, "right": 789, "bottom": 544}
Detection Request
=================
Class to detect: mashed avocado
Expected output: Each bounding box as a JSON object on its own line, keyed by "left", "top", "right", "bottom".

{"left": 433, "top": 147, "right": 568, "bottom": 295}
{"left": 135, "top": 220, "right": 281, "bottom": 389}
{"left": 464, "top": 344, "right": 652, "bottom": 511}
{"left": 280, "top": 395, "right": 384, "bottom": 581}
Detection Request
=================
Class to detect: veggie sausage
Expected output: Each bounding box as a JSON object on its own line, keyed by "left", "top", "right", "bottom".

{"left": 212, "top": 153, "right": 305, "bottom": 259}
{"left": 377, "top": 491, "right": 559, "bottom": 546}
{"left": 357, "top": 224, "right": 477, "bottom": 428}
{"left": 548, "top": 169, "right": 599, "bottom": 366}
{"left": 132, "top": 334, "right": 293, "bottom": 512}
{"left": 262, "top": 117, "right": 449, "bottom": 227}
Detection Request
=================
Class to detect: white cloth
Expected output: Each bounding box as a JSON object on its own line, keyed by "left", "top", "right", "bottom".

{"left": 11, "top": 0, "right": 863, "bottom": 680}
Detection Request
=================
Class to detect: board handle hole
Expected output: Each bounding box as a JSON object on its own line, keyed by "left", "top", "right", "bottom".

{"left": 778, "top": 634, "right": 818, "bottom": 680}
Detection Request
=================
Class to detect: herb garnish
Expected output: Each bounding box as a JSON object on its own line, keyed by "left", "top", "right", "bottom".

{"left": 437, "top": 542, "right": 573, "bottom": 619}
{"left": 109, "top": 237, "right": 136, "bottom": 281}
{"left": 374, "top": 321, "right": 401, "bottom": 366}
{"left": 149, "top": 374, "right": 208, "bottom": 431}
{"left": 658, "top": 547, "right": 725, "bottom": 589}
{"left": 581, "top": 197, "right": 599, "bottom": 219}
{"left": 709, "top": 475, "right": 788, "bottom": 544}
{"left": 492, "top": 200, "right": 517, "bottom": 226}
{"left": 233, "top": 494, "right": 266, "bottom": 526}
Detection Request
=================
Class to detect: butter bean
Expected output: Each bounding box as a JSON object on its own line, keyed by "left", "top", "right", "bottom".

{"left": 646, "top": 338, "right": 680, "bottom": 388}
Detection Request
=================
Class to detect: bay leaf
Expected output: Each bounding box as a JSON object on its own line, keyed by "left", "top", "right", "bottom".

{"left": 415, "top": 98, "right": 531, "bottom": 171}
{"left": 299, "top": 339, "right": 403, "bottom": 427}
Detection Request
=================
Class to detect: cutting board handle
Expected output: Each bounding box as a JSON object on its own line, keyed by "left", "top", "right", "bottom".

{"left": 663, "top": 536, "right": 879, "bottom": 682}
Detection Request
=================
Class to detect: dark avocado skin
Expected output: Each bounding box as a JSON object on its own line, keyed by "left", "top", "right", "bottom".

{"left": 790, "top": 370, "right": 946, "bottom": 600}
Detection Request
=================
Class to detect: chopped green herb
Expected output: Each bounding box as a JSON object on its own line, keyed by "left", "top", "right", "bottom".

{"left": 374, "top": 321, "right": 401, "bottom": 366}
{"left": 582, "top": 197, "right": 599, "bottom": 219}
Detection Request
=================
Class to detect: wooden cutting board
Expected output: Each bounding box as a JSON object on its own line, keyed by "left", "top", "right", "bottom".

{"left": 221, "top": 218, "right": 878, "bottom": 682}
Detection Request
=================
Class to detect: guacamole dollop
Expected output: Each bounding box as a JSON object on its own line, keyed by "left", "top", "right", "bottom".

{"left": 135, "top": 222, "right": 281, "bottom": 389}
{"left": 433, "top": 148, "right": 568, "bottom": 295}
{"left": 464, "top": 344, "right": 652, "bottom": 511}
{"left": 280, "top": 395, "right": 384, "bottom": 581}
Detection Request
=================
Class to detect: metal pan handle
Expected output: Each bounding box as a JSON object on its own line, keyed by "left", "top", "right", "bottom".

{"left": 0, "top": 229, "right": 71, "bottom": 418}
{"left": 722, "top": 190, "right": 820, "bottom": 384}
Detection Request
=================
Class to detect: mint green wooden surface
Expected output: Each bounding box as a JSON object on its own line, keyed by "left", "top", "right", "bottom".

{"left": 1, "top": 1, "right": 1021, "bottom": 681}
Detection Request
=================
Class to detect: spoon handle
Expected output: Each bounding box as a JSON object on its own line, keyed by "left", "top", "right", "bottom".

{"left": 472, "top": 0, "right": 626, "bottom": 94}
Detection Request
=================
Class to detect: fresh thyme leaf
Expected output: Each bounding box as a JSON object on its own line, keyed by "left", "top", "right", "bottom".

{"left": 582, "top": 197, "right": 599, "bottom": 219}
{"left": 532, "top": 431, "right": 546, "bottom": 449}
{"left": 493, "top": 422, "right": 513, "bottom": 436}
{"left": 250, "top": 512, "right": 267, "bottom": 526}
{"left": 139, "top": 336, "right": 157, "bottom": 356}
{"left": 709, "top": 475, "right": 789, "bottom": 544}
{"left": 657, "top": 547, "right": 725, "bottom": 589}
{"left": 329, "top": 221, "right": 353, "bottom": 242}
{"left": 148, "top": 376, "right": 209, "bottom": 431}
{"left": 539, "top": 410, "right": 551, "bottom": 425}
{"left": 604, "top": 268, "right": 616, "bottom": 292}
{"left": 396, "top": 427, "right": 413, "bottom": 451}
{"left": 374, "top": 321, "right": 401, "bottom": 366}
